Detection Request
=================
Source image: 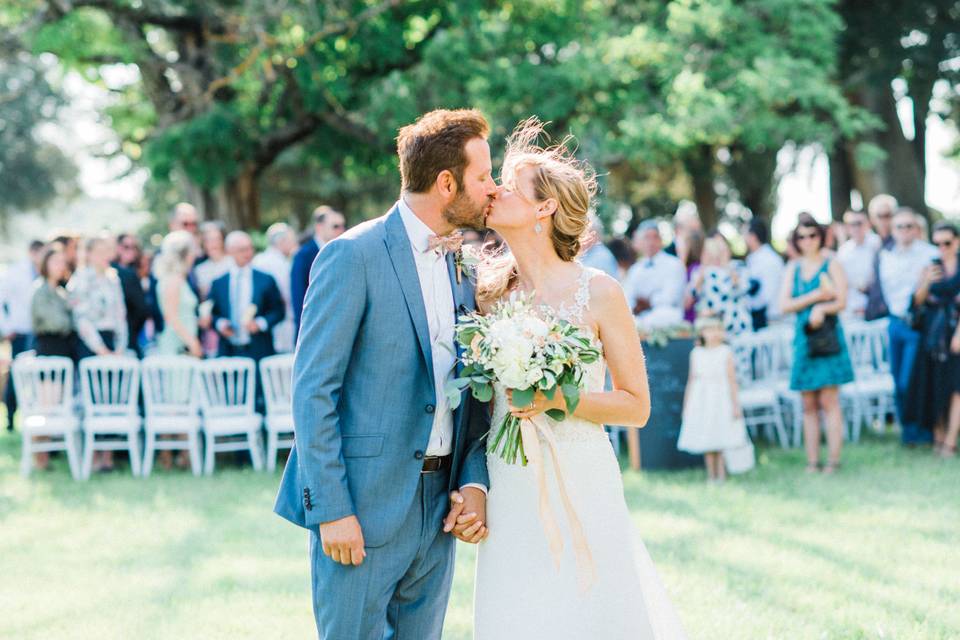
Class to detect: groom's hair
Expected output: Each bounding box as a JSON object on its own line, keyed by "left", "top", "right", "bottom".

{"left": 397, "top": 109, "right": 490, "bottom": 194}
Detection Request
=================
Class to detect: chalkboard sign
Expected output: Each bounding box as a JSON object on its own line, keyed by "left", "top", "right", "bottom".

{"left": 638, "top": 338, "right": 702, "bottom": 470}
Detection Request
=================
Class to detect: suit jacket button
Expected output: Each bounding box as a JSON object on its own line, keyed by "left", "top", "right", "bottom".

{"left": 425, "top": 404, "right": 435, "bottom": 414}
{"left": 414, "top": 450, "right": 424, "bottom": 460}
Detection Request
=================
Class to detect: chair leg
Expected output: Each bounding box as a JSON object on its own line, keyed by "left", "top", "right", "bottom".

{"left": 65, "top": 431, "right": 82, "bottom": 480}
{"left": 188, "top": 431, "right": 202, "bottom": 476}
{"left": 142, "top": 432, "right": 155, "bottom": 478}
{"left": 82, "top": 430, "right": 95, "bottom": 480}
{"left": 204, "top": 432, "right": 215, "bottom": 475}
{"left": 20, "top": 431, "right": 32, "bottom": 477}
{"left": 266, "top": 430, "right": 278, "bottom": 472}
{"left": 129, "top": 431, "right": 143, "bottom": 477}
{"left": 772, "top": 405, "right": 789, "bottom": 449}
{"left": 249, "top": 431, "right": 264, "bottom": 471}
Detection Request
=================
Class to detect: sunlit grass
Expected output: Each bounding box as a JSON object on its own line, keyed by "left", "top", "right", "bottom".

{"left": 1, "top": 430, "right": 957, "bottom": 639}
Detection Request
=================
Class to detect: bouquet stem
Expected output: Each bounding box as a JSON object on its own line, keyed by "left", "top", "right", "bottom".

{"left": 489, "top": 414, "right": 528, "bottom": 465}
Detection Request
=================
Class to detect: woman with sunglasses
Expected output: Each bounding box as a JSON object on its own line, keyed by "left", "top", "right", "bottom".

{"left": 779, "top": 213, "right": 854, "bottom": 474}
{"left": 906, "top": 221, "right": 960, "bottom": 457}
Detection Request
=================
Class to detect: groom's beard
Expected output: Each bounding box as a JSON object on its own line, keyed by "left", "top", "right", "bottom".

{"left": 443, "top": 191, "right": 491, "bottom": 231}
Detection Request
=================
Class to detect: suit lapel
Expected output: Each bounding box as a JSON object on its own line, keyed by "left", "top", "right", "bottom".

{"left": 384, "top": 206, "right": 435, "bottom": 387}
{"left": 446, "top": 250, "right": 475, "bottom": 436}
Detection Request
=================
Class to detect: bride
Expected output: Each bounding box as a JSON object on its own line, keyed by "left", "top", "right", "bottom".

{"left": 470, "top": 120, "right": 687, "bottom": 639}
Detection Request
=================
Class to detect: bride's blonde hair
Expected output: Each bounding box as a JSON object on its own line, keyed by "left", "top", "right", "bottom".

{"left": 476, "top": 118, "right": 598, "bottom": 302}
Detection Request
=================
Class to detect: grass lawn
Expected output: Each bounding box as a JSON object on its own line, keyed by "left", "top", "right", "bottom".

{"left": 1, "top": 429, "right": 958, "bottom": 639}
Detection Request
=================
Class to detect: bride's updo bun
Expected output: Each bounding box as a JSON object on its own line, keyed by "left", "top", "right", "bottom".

{"left": 477, "top": 119, "right": 598, "bottom": 302}
{"left": 501, "top": 118, "right": 598, "bottom": 261}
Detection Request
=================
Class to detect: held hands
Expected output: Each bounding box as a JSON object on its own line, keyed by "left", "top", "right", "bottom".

{"left": 816, "top": 274, "right": 836, "bottom": 302}
{"left": 244, "top": 318, "right": 261, "bottom": 334}
{"left": 443, "top": 487, "right": 488, "bottom": 544}
{"left": 808, "top": 304, "right": 827, "bottom": 329}
{"left": 319, "top": 515, "right": 366, "bottom": 566}
{"left": 507, "top": 389, "right": 566, "bottom": 420}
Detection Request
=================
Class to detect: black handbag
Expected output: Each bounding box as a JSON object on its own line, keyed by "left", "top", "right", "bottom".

{"left": 804, "top": 314, "right": 841, "bottom": 357}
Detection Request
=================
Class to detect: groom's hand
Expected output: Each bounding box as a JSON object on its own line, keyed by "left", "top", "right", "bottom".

{"left": 319, "top": 515, "right": 366, "bottom": 566}
{"left": 443, "top": 487, "right": 488, "bottom": 544}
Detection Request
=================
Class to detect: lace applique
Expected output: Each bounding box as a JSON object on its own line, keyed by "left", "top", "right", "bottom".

{"left": 555, "top": 266, "right": 595, "bottom": 326}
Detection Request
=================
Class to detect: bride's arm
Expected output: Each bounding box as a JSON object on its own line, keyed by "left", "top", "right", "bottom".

{"left": 513, "top": 275, "right": 651, "bottom": 427}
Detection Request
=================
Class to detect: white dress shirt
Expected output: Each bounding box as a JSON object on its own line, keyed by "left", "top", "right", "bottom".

{"left": 216, "top": 264, "right": 268, "bottom": 345}
{"left": 622, "top": 251, "right": 686, "bottom": 328}
{"left": 398, "top": 200, "right": 457, "bottom": 458}
{"left": 837, "top": 233, "right": 880, "bottom": 318}
{"left": 878, "top": 240, "right": 938, "bottom": 318}
{"left": 0, "top": 258, "right": 38, "bottom": 335}
{"left": 253, "top": 247, "right": 294, "bottom": 352}
{"left": 745, "top": 243, "right": 785, "bottom": 319}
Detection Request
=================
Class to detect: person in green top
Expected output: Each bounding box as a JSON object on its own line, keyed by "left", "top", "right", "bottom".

{"left": 31, "top": 244, "right": 77, "bottom": 360}
{"left": 154, "top": 230, "right": 202, "bottom": 358}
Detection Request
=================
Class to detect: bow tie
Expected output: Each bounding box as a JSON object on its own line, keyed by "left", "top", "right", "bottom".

{"left": 427, "top": 232, "right": 463, "bottom": 256}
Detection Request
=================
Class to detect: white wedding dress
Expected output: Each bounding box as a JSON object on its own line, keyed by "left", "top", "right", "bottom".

{"left": 474, "top": 267, "right": 687, "bottom": 639}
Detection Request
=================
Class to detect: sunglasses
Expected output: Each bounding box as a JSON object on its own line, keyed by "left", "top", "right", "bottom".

{"left": 934, "top": 240, "right": 955, "bottom": 248}
{"left": 875, "top": 212, "right": 893, "bottom": 219}
{"left": 894, "top": 224, "right": 916, "bottom": 230}
{"left": 796, "top": 232, "right": 819, "bottom": 241}
{"left": 845, "top": 220, "right": 865, "bottom": 227}
{"left": 182, "top": 221, "right": 198, "bottom": 229}
{"left": 330, "top": 223, "right": 345, "bottom": 230}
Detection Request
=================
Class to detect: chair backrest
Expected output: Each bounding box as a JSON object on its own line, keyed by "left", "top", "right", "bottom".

{"left": 849, "top": 318, "right": 890, "bottom": 376}
{"left": 141, "top": 355, "right": 199, "bottom": 417}
{"left": 731, "top": 331, "right": 780, "bottom": 388}
{"left": 11, "top": 355, "right": 74, "bottom": 418}
{"left": 259, "top": 354, "right": 294, "bottom": 417}
{"left": 79, "top": 356, "right": 141, "bottom": 418}
{"left": 197, "top": 357, "right": 256, "bottom": 417}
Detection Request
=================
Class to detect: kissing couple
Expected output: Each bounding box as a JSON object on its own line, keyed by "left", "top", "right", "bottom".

{"left": 275, "top": 109, "right": 686, "bottom": 639}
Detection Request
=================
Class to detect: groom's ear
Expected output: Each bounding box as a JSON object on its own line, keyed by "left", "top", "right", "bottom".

{"left": 436, "top": 169, "right": 458, "bottom": 200}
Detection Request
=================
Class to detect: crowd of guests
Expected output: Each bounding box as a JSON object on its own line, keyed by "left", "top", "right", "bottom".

{"left": 3, "top": 193, "right": 958, "bottom": 475}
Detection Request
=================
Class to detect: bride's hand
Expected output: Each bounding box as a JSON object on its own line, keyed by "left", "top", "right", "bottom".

{"left": 508, "top": 389, "right": 567, "bottom": 420}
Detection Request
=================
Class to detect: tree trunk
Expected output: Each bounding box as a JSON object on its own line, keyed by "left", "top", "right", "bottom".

{"left": 828, "top": 139, "right": 852, "bottom": 220}
{"left": 685, "top": 144, "right": 718, "bottom": 231}
{"left": 187, "top": 166, "right": 261, "bottom": 230}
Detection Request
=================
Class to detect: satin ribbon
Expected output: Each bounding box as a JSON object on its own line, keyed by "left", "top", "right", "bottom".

{"left": 519, "top": 415, "right": 597, "bottom": 593}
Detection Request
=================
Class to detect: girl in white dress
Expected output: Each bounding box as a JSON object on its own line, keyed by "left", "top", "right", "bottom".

{"left": 464, "top": 119, "right": 686, "bottom": 639}
{"left": 677, "top": 315, "right": 746, "bottom": 483}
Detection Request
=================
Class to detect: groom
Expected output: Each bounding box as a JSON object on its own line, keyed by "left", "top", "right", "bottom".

{"left": 275, "top": 109, "right": 496, "bottom": 639}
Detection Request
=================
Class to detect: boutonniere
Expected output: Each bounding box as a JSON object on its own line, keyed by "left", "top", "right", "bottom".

{"left": 454, "top": 245, "right": 480, "bottom": 284}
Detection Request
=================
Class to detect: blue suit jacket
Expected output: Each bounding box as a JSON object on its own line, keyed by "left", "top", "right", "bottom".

{"left": 290, "top": 239, "right": 320, "bottom": 342}
{"left": 274, "top": 205, "right": 490, "bottom": 547}
{"left": 209, "top": 268, "right": 286, "bottom": 361}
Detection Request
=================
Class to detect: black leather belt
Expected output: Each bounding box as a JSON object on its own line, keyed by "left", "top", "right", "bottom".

{"left": 421, "top": 454, "right": 452, "bottom": 474}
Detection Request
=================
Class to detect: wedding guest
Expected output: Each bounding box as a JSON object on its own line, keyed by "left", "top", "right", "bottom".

{"left": 291, "top": 205, "right": 346, "bottom": 339}
{"left": 253, "top": 223, "right": 298, "bottom": 353}
{"left": 111, "top": 243, "right": 148, "bottom": 356}
{"left": 878, "top": 208, "right": 938, "bottom": 446}
{"left": 193, "top": 221, "right": 233, "bottom": 299}
{"left": 579, "top": 215, "right": 618, "bottom": 278}
{"left": 68, "top": 234, "right": 128, "bottom": 473}
{"left": 904, "top": 221, "right": 960, "bottom": 451}
{"left": 52, "top": 232, "right": 80, "bottom": 274}
{"left": 210, "top": 231, "right": 286, "bottom": 363}
{"left": 0, "top": 240, "right": 43, "bottom": 431}
{"left": 605, "top": 236, "right": 636, "bottom": 281}
{"left": 168, "top": 202, "right": 200, "bottom": 237}
{"left": 138, "top": 248, "right": 159, "bottom": 348}
{"left": 693, "top": 232, "right": 752, "bottom": 337}
{"left": 664, "top": 204, "right": 702, "bottom": 261}
{"left": 623, "top": 220, "right": 686, "bottom": 329}
{"left": 864, "top": 194, "right": 897, "bottom": 319}
{"left": 154, "top": 231, "right": 202, "bottom": 358}
{"left": 115, "top": 233, "right": 142, "bottom": 270}
{"left": 779, "top": 214, "right": 853, "bottom": 474}
{"left": 681, "top": 229, "right": 704, "bottom": 323}
{"left": 836, "top": 209, "right": 880, "bottom": 319}
{"left": 743, "top": 218, "right": 784, "bottom": 330}
{"left": 31, "top": 245, "right": 77, "bottom": 360}
{"left": 678, "top": 315, "right": 746, "bottom": 484}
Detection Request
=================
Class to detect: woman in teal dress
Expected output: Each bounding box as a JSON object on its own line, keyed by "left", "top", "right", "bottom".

{"left": 154, "top": 231, "right": 202, "bottom": 358}
{"left": 779, "top": 213, "right": 854, "bottom": 474}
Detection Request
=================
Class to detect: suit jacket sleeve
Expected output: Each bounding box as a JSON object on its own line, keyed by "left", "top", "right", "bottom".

{"left": 210, "top": 277, "right": 228, "bottom": 334}
{"left": 258, "top": 273, "right": 286, "bottom": 329}
{"left": 459, "top": 394, "right": 491, "bottom": 489}
{"left": 294, "top": 240, "right": 366, "bottom": 526}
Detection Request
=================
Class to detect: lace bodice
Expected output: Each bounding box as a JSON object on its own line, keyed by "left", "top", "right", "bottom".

{"left": 492, "top": 266, "right": 609, "bottom": 444}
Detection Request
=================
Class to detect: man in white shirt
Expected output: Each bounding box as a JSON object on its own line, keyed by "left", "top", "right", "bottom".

{"left": 743, "top": 218, "right": 784, "bottom": 330}
{"left": 1, "top": 240, "right": 43, "bottom": 431}
{"left": 837, "top": 209, "right": 881, "bottom": 319}
{"left": 878, "top": 208, "right": 938, "bottom": 445}
{"left": 623, "top": 220, "right": 686, "bottom": 329}
{"left": 253, "top": 223, "right": 298, "bottom": 353}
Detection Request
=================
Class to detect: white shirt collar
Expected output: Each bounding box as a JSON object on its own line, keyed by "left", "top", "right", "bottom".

{"left": 231, "top": 263, "right": 252, "bottom": 278}
{"left": 398, "top": 198, "right": 437, "bottom": 255}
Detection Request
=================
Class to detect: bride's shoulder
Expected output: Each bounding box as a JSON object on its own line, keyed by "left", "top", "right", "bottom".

{"left": 584, "top": 269, "right": 626, "bottom": 307}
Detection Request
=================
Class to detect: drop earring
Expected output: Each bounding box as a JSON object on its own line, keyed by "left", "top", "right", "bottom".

{"left": 534, "top": 222, "right": 543, "bottom": 234}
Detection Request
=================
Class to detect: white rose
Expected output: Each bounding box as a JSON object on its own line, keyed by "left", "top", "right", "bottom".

{"left": 522, "top": 316, "right": 550, "bottom": 339}
{"left": 524, "top": 366, "right": 544, "bottom": 387}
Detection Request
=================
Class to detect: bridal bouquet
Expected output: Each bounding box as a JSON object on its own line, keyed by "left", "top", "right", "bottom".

{"left": 445, "top": 293, "right": 601, "bottom": 465}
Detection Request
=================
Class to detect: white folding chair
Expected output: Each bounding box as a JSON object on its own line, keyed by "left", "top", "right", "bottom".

{"left": 849, "top": 319, "right": 895, "bottom": 434}
{"left": 197, "top": 358, "right": 263, "bottom": 474}
{"left": 259, "top": 354, "right": 295, "bottom": 472}
{"left": 733, "top": 330, "right": 790, "bottom": 448}
{"left": 12, "top": 356, "right": 82, "bottom": 480}
{"left": 79, "top": 356, "right": 143, "bottom": 479}
{"left": 141, "top": 356, "right": 202, "bottom": 476}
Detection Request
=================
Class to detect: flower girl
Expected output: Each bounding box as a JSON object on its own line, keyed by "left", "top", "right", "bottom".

{"left": 678, "top": 315, "right": 747, "bottom": 483}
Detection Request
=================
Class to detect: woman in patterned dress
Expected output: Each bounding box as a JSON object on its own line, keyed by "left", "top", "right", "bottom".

{"left": 779, "top": 213, "right": 854, "bottom": 474}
